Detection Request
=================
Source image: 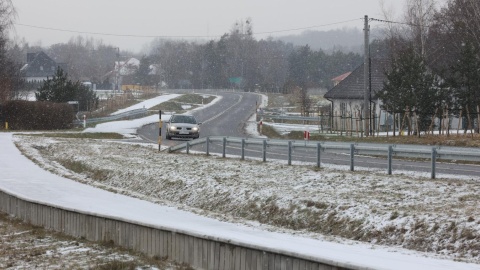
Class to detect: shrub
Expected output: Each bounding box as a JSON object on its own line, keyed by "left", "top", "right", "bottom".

{"left": 3, "top": 100, "right": 73, "bottom": 130}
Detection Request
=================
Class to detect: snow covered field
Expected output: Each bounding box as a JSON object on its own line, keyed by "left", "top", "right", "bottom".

{"left": 5, "top": 93, "right": 480, "bottom": 268}
{"left": 13, "top": 134, "right": 480, "bottom": 266}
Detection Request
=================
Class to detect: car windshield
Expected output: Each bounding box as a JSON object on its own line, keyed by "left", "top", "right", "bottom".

{"left": 171, "top": 115, "right": 197, "bottom": 124}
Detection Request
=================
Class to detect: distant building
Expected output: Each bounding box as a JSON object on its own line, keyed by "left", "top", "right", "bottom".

{"left": 324, "top": 58, "right": 392, "bottom": 131}
{"left": 20, "top": 52, "right": 66, "bottom": 82}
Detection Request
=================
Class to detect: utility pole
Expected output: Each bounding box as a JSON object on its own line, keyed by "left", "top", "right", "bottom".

{"left": 114, "top": 47, "right": 120, "bottom": 93}
{"left": 363, "top": 15, "right": 370, "bottom": 137}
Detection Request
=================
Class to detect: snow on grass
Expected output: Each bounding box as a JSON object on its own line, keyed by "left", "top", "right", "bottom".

{"left": 10, "top": 92, "right": 480, "bottom": 266}
{"left": 111, "top": 93, "right": 181, "bottom": 115}
{"left": 14, "top": 134, "right": 480, "bottom": 264}
{"left": 0, "top": 213, "right": 167, "bottom": 269}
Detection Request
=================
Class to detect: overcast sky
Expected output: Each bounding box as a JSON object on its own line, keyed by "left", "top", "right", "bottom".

{"left": 10, "top": 0, "right": 447, "bottom": 53}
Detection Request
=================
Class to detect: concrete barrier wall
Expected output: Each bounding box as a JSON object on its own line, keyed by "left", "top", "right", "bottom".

{"left": 0, "top": 190, "right": 350, "bottom": 270}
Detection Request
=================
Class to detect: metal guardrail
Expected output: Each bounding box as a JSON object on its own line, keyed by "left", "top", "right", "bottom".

{"left": 168, "top": 136, "right": 480, "bottom": 179}
{"left": 73, "top": 108, "right": 148, "bottom": 126}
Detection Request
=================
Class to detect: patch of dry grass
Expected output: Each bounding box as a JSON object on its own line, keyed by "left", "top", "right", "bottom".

{"left": 0, "top": 212, "right": 189, "bottom": 269}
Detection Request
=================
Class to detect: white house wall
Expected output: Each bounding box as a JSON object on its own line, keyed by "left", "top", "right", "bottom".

{"left": 330, "top": 99, "right": 464, "bottom": 135}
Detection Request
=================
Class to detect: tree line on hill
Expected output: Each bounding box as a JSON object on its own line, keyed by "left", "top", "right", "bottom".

{"left": 1, "top": 0, "right": 480, "bottom": 134}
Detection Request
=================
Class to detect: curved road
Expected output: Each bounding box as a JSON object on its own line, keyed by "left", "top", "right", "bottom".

{"left": 137, "top": 90, "right": 480, "bottom": 177}
{"left": 138, "top": 90, "right": 261, "bottom": 147}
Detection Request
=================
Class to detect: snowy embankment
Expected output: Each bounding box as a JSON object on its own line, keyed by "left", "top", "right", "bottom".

{"left": 10, "top": 93, "right": 480, "bottom": 266}
{"left": 110, "top": 94, "right": 181, "bottom": 115}
{"left": 13, "top": 139, "right": 480, "bottom": 265}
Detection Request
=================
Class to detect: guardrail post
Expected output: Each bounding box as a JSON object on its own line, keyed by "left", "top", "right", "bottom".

{"left": 431, "top": 147, "right": 436, "bottom": 179}
{"left": 317, "top": 143, "right": 321, "bottom": 168}
{"left": 350, "top": 144, "right": 355, "bottom": 171}
{"left": 222, "top": 137, "right": 227, "bottom": 158}
{"left": 158, "top": 110, "right": 162, "bottom": 151}
{"left": 241, "top": 139, "right": 245, "bottom": 160}
{"left": 263, "top": 139, "right": 267, "bottom": 162}
{"left": 388, "top": 145, "right": 393, "bottom": 175}
{"left": 186, "top": 141, "right": 190, "bottom": 154}
{"left": 206, "top": 137, "right": 210, "bottom": 156}
{"left": 288, "top": 141, "right": 292, "bottom": 165}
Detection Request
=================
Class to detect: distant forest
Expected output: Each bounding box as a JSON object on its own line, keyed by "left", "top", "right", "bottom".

{"left": 7, "top": 23, "right": 366, "bottom": 93}
{"left": 277, "top": 28, "right": 368, "bottom": 53}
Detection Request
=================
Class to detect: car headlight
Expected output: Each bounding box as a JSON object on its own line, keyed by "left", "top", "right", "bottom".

{"left": 169, "top": 126, "right": 177, "bottom": 131}
{"left": 192, "top": 126, "right": 199, "bottom": 132}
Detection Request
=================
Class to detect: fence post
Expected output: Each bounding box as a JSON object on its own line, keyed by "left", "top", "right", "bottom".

{"left": 388, "top": 145, "right": 393, "bottom": 175}
{"left": 263, "top": 139, "right": 267, "bottom": 162}
{"left": 241, "top": 139, "right": 245, "bottom": 160}
{"left": 288, "top": 141, "right": 292, "bottom": 165}
{"left": 222, "top": 137, "right": 227, "bottom": 158}
{"left": 431, "top": 147, "right": 436, "bottom": 179}
{"left": 206, "top": 137, "right": 210, "bottom": 156}
{"left": 317, "top": 142, "right": 321, "bottom": 168}
{"left": 158, "top": 110, "right": 162, "bottom": 151}
{"left": 350, "top": 144, "right": 355, "bottom": 171}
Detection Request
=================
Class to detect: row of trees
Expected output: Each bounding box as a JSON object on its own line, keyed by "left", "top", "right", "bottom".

{"left": 376, "top": 0, "right": 480, "bottom": 135}
{"left": 5, "top": 0, "right": 480, "bottom": 135}
{"left": 0, "top": 0, "right": 23, "bottom": 103}
{"left": 5, "top": 28, "right": 364, "bottom": 96}
{"left": 147, "top": 21, "right": 362, "bottom": 92}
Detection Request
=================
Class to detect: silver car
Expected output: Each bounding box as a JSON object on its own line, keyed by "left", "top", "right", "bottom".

{"left": 166, "top": 114, "right": 201, "bottom": 140}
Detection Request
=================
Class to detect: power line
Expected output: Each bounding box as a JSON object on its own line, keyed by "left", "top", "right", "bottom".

{"left": 254, "top": 18, "right": 363, "bottom": 35}
{"left": 14, "top": 23, "right": 207, "bottom": 38}
{"left": 14, "top": 18, "right": 363, "bottom": 39}
{"left": 370, "top": 18, "right": 422, "bottom": 28}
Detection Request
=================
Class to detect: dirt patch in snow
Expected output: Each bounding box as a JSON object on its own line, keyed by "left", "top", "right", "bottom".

{"left": 0, "top": 212, "right": 190, "bottom": 269}
{"left": 13, "top": 135, "right": 480, "bottom": 264}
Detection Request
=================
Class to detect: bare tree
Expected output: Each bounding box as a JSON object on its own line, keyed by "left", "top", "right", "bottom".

{"left": 405, "top": 0, "right": 441, "bottom": 59}
{"left": 0, "top": 0, "right": 14, "bottom": 31}
{"left": 0, "top": 0, "right": 17, "bottom": 103}
{"left": 444, "top": 0, "right": 480, "bottom": 49}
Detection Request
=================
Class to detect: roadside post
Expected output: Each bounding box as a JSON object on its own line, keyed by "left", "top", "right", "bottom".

{"left": 304, "top": 130, "right": 310, "bottom": 140}
{"left": 158, "top": 110, "right": 162, "bottom": 151}
{"left": 431, "top": 147, "right": 436, "bottom": 179}
{"left": 83, "top": 115, "right": 86, "bottom": 128}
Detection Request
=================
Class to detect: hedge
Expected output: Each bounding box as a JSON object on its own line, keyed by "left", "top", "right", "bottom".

{"left": 2, "top": 100, "right": 74, "bottom": 130}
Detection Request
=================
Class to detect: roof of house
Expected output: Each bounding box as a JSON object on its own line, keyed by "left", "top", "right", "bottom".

{"left": 20, "top": 52, "right": 59, "bottom": 79}
{"left": 115, "top": 58, "right": 140, "bottom": 76}
{"left": 324, "top": 58, "right": 390, "bottom": 100}
{"left": 331, "top": 71, "right": 352, "bottom": 83}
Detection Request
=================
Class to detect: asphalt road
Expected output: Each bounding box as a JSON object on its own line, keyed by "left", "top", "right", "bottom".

{"left": 137, "top": 90, "right": 261, "bottom": 147}
{"left": 137, "top": 90, "right": 480, "bottom": 177}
